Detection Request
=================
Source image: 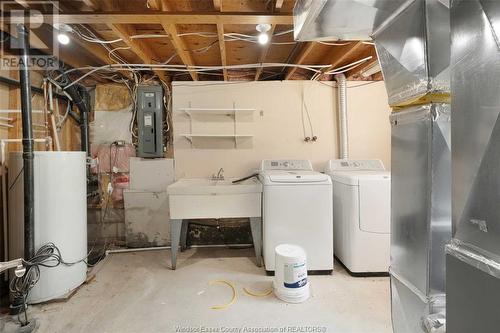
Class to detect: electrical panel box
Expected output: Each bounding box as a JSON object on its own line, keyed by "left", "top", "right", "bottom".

{"left": 137, "top": 85, "right": 164, "bottom": 158}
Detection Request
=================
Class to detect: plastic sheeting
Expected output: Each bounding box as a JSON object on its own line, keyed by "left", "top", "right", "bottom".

{"left": 91, "top": 143, "right": 136, "bottom": 174}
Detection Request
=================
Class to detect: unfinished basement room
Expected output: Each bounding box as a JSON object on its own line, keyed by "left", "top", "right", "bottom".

{"left": 0, "top": 0, "right": 497, "bottom": 332}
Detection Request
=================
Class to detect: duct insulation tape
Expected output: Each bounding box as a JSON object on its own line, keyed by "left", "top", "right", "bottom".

{"left": 273, "top": 244, "right": 310, "bottom": 303}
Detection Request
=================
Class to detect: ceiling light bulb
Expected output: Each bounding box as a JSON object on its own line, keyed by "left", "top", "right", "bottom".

{"left": 57, "top": 33, "right": 70, "bottom": 45}
{"left": 258, "top": 33, "right": 269, "bottom": 45}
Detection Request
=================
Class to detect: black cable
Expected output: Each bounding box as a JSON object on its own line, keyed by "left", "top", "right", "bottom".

{"left": 232, "top": 173, "right": 259, "bottom": 184}
{"left": 8, "top": 166, "right": 24, "bottom": 191}
{"left": 10, "top": 242, "right": 105, "bottom": 326}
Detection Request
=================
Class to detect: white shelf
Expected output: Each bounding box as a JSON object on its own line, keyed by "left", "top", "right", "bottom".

{"left": 181, "top": 134, "right": 253, "bottom": 141}
{"left": 176, "top": 108, "right": 255, "bottom": 117}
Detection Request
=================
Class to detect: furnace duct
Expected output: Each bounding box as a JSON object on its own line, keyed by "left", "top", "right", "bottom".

{"left": 293, "top": 1, "right": 452, "bottom": 332}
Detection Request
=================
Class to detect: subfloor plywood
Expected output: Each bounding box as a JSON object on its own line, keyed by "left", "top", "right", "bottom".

{"left": 25, "top": 248, "right": 391, "bottom": 333}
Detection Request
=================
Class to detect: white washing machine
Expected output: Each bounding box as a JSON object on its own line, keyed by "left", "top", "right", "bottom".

{"left": 325, "top": 159, "right": 390, "bottom": 275}
{"left": 259, "top": 160, "right": 333, "bottom": 274}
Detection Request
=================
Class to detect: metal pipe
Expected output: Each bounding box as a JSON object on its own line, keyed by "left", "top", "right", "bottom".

{"left": 17, "top": 24, "right": 35, "bottom": 260}
{"left": 1, "top": 161, "right": 7, "bottom": 282}
{"left": 79, "top": 107, "right": 89, "bottom": 157}
{"left": 335, "top": 74, "right": 349, "bottom": 159}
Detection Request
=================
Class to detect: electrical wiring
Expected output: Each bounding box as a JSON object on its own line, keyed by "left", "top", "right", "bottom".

{"left": 108, "top": 46, "right": 131, "bottom": 64}
{"left": 9, "top": 242, "right": 100, "bottom": 325}
{"left": 324, "top": 56, "right": 373, "bottom": 75}
{"left": 130, "top": 34, "right": 169, "bottom": 39}
{"left": 55, "top": 101, "right": 71, "bottom": 129}
{"left": 56, "top": 63, "right": 332, "bottom": 90}
{"left": 311, "top": 56, "right": 373, "bottom": 81}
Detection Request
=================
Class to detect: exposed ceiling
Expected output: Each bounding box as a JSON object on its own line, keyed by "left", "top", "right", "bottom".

{"left": 1, "top": 0, "right": 382, "bottom": 83}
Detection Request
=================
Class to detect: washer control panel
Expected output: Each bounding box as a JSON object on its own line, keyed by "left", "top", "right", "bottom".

{"left": 327, "top": 159, "right": 385, "bottom": 171}
{"left": 261, "top": 160, "right": 313, "bottom": 171}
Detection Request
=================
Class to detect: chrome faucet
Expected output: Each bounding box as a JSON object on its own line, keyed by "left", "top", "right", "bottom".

{"left": 211, "top": 168, "right": 225, "bottom": 181}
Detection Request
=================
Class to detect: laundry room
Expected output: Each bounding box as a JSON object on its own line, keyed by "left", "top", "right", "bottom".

{"left": 1, "top": 0, "right": 496, "bottom": 333}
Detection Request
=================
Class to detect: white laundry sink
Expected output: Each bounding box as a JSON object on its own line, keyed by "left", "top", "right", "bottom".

{"left": 167, "top": 177, "right": 264, "bottom": 269}
{"left": 167, "top": 178, "right": 262, "bottom": 219}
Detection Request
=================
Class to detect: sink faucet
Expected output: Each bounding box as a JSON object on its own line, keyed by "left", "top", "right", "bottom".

{"left": 211, "top": 168, "right": 225, "bottom": 181}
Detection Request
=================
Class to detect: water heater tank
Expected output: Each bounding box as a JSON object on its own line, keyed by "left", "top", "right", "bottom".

{"left": 8, "top": 151, "right": 87, "bottom": 303}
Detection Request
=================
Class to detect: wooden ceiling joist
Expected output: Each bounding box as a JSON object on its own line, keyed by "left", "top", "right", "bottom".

{"left": 285, "top": 42, "right": 316, "bottom": 80}
{"left": 71, "top": 28, "right": 115, "bottom": 66}
{"left": 161, "top": 22, "right": 198, "bottom": 81}
{"left": 109, "top": 24, "right": 167, "bottom": 81}
{"left": 326, "top": 41, "right": 365, "bottom": 74}
{"left": 10, "top": 12, "right": 293, "bottom": 25}
{"left": 346, "top": 45, "right": 379, "bottom": 79}
{"left": 213, "top": 0, "right": 222, "bottom": 11}
{"left": 148, "top": 0, "right": 198, "bottom": 81}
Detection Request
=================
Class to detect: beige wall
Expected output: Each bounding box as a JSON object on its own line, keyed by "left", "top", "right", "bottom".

{"left": 172, "top": 80, "right": 390, "bottom": 179}
{"left": 346, "top": 81, "right": 391, "bottom": 168}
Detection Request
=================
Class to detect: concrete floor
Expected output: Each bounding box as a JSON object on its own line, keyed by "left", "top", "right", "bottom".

{"left": 7, "top": 248, "right": 392, "bottom": 333}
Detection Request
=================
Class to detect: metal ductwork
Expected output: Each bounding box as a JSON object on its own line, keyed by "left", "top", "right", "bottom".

{"left": 335, "top": 74, "right": 348, "bottom": 160}
{"left": 294, "top": 1, "right": 452, "bottom": 332}
{"left": 446, "top": 1, "right": 500, "bottom": 332}
{"left": 293, "top": 0, "right": 409, "bottom": 41}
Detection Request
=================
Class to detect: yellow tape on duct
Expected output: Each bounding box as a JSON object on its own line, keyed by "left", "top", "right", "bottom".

{"left": 391, "top": 92, "right": 451, "bottom": 111}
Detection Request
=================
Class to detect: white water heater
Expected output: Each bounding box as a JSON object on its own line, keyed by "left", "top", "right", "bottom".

{"left": 8, "top": 151, "right": 87, "bottom": 303}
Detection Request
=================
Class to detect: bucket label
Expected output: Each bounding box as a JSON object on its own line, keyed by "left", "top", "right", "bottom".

{"left": 283, "top": 261, "right": 308, "bottom": 288}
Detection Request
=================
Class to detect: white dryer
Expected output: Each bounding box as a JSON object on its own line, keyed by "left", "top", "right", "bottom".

{"left": 259, "top": 160, "right": 333, "bottom": 274}
{"left": 326, "top": 159, "right": 390, "bottom": 275}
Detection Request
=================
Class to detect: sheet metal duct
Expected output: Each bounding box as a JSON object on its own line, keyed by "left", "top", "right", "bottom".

{"left": 293, "top": 0, "right": 408, "bottom": 41}
{"left": 390, "top": 103, "right": 451, "bottom": 333}
{"left": 446, "top": 1, "right": 500, "bottom": 331}
{"left": 373, "top": 0, "right": 450, "bottom": 106}
{"left": 335, "top": 74, "right": 348, "bottom": 159}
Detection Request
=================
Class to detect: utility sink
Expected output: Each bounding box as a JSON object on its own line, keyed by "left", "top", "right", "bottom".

{"left": 167, "top": 178, "right": 262, "bottom": 196}
{"left": 167, "top": 177, "right": 263, "bottom": 269}
{"left": 167, "top": 178, "right": 262, "bottom": 219}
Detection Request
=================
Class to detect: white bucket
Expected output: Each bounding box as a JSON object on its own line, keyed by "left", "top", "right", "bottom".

{"left": 273, "top": 244, "right": 310, "bottom": 303}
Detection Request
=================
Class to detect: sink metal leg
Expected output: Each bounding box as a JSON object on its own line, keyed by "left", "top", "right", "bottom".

{"left": 180, "top": 220, "right": 189, "bottom": 252}
{"left": 170, "top": 219, "right": 183, "bottom": 270}
{"left": 249, "top": 217, "right": 262, "bottom": 267}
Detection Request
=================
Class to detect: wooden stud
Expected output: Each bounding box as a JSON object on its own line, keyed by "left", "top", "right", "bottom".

{"left": 8, "top": 70, "right": 21, "bottom": 152}
{"left": 213, "top": 0, "right": 222, "bottom": 11}
{"left": 216, "top": 23, "right": 228, "bottom": 81}
{"left": 275, "top": 0, "right": 284, "bottom": 11}
{"left": 285, "top": 42, "right": 316, "bottom": 80}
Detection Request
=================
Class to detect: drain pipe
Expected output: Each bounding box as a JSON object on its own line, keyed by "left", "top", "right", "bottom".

{"left": 57, "top": 71, "right": 91, "bottom": 157}
{"left": 17, "top": 24, "right": 35, "bottom": 260}
{"left": 335, "top": 74, "right": 349, "bottom": 160}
